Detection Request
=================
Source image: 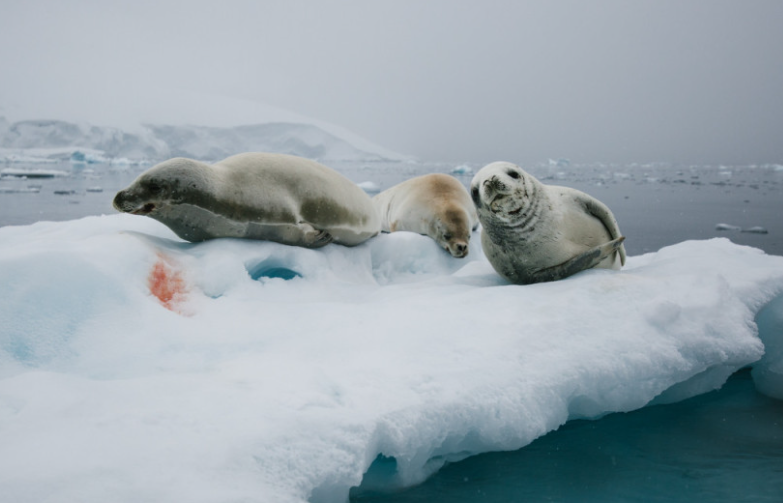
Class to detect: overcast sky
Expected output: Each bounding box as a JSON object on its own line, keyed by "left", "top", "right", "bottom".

{"left": 1, "top": 0, "right": 782, "bottom": 164}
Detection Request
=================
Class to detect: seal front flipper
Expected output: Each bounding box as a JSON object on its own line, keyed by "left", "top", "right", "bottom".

{"left": 581, "top": 196, "right": 627, "bottom": 266}
{"left": 244, "top": 221, "right": 332, "bottom": 248}
{"left": 529, "top": 237, "right": 626, "bottom": 284}
{"left": 302, "top": 227, "right": 334, "bottom": 248}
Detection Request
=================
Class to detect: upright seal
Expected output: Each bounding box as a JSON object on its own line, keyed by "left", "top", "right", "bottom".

{"left": 373, "top": 173, "right": 479, "bottom": 258}
{"left": 113, "top": 152, "right": 380, "bottom": 247}
{"left": 470, "top": 161, "right": 626, "bottom": 284}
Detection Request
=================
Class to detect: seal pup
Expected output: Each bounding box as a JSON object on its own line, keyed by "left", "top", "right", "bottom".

{"left": 113, "top": 152, "right": 380, "bottom": 247}
{"left": 470, "top": 161, "right": 626, "bottom": 284}
{"left": 373, "top": 173, "right": 479, "bottom": 258}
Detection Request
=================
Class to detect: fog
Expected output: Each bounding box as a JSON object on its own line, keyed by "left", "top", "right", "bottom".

{"left": 1, "top": 0, "right": 782, "bottom": 164}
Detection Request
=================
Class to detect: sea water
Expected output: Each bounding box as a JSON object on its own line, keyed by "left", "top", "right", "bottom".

{"left": 2, "top": 159, "right": 783, "bottom": 502}
{"left": 351, "top": 370, "right": 783, "bottom": 502}
{"left": 2, "top": 160, "right": 782, "bottom": 256}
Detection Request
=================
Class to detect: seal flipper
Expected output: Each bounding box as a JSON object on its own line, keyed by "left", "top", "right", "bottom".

{"left": 303, "top": 228, "right": 334, "bottom": 248}
{"left": 244, "top": 220, "right": 333, "bottom": 248}
{"left": 529, "top": 237, "right": 625, "bottom": 284}
{"left": 581, "top": 196, "right": 627, "bottom": 266}
{"left": 290, "top": 221, "right": 333, "bottom": 248}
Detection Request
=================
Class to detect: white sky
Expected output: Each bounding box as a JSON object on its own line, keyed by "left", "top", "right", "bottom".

{"left": 1, "top": 0, "right": 782, "bottom": 164}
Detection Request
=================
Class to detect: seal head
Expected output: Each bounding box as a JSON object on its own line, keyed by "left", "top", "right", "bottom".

{"left": 113, "top": 158, "right": 209, "bottom": 216}
{"left": 471, "top": 162, "right": 541, "bottom": 232}
{"left": 374, "top": 173, "right": 478, "bottom": 258}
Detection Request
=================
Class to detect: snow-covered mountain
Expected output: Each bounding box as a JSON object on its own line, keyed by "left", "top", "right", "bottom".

{"left": 0, "top": 116, "right": 408, "bottom": 164}
{"left": 0, "top": 90, "right": 412, "bottom": 163}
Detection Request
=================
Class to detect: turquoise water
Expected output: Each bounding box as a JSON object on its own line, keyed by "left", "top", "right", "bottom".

{"left": 351, "top": 370, "right": 783, "bottom": 502}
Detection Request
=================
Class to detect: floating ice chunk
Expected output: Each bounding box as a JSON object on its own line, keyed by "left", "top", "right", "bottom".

{"left": 451, "top": 164, "right": 473, "bottom": 175}
{"left": 0, "top": 168, "right": 68, "bottom": 178}
{"left": 357, "top": 181, "right": 380, "bottom": 194}
{"left": 742, "top": 226, "right": 769, "bottom": 234}
{"left": 715, "top": 223, "right": 769, "bottom": 234}
{"left": 0, "top": 218, "right": 782, "bottom": 503}
{"left": 0, "top": 186, "right": 41, "bottom": 194}
{"left": 70, "top": 151, "right": 87, "bottom": 164}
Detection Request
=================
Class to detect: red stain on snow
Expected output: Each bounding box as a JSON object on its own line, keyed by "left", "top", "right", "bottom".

{"left": 148, "top": 254, "right": 188, "bottom": 312}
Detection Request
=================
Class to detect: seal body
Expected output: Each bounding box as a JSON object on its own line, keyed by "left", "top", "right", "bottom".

{"left": 470, "top": 161, "right": 626, "bottom": 284}
{"left": 113, "top": 152, "right": 380, "bottom": 247}
{"left": 373, "top": 173, "right": 479, "bottom": 258}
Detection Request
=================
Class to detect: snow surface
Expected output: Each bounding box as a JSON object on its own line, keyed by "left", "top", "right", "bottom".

{"left": 1, "top": 215, "right": 782, "bottom": 503}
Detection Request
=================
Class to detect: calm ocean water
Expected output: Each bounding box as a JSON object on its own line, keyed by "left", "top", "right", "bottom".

{"left": 352, "top": 370, "right": 783, "bottom": 503}
{"left": 2, "top": 160, "right": 782, "bottom": 256}
{"left": 2, "top": 160, "right": 783, "bottom": 502}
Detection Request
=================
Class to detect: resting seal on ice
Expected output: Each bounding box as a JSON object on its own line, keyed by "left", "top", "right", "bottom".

{"left": 112, "top": 152, "right": 381, "bottom": 247}
{"left": 373, "top": 173, "right": 479, "bottom": 258}
{"left": 470, "top": 161, "right": 626, "bottom": 284}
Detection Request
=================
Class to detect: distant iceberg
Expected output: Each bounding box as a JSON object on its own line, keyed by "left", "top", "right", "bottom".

{"left": 0, "top": 216, "right": 782, "bottom": 503}
{"left": 0, "top": 114, "right": 410, "bottom": 164}
{"left": 450, "top": 164, "right": 473, "bottom": 175}
{"left": 0, "top": 167, "right": 69, "bottom": 178}
{"left": 716, "top": 223, "right": 770, "bottom": 234}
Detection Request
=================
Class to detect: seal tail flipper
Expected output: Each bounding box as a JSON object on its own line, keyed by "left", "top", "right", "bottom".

{"left": 529, "top": 236, "right": 625, "bottom": 284}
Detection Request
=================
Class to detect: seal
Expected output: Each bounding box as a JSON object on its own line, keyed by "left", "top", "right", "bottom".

{"left": 373, "top": 173, "right": 479, "bottom": 258}
{"left": 113, "top": 152, "right": 381, "bottom": 247}
{"left": 470, "top": 161, "right": 626, "bottom": 284}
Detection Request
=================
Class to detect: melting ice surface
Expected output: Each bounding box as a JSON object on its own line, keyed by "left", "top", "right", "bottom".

{"left": 1, "top": 215, "right": 783, "bottom": 503}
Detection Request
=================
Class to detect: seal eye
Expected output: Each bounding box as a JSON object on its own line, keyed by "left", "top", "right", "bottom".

{"left": 443, "top": 234, "right": 452, "bottom": 241}
{"left": 507, "top": 170, "right": 520, "bottom": 179}
{"left": 147, "top": 182, "right": 162, "bottom": 194}
{"left": 471, "top": 186, "right": 480, "bottom": 204}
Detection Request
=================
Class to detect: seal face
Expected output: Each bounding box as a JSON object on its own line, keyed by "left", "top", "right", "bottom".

{"left": 113, "top": 153, "right": 381, "bottom": 247}
{"left": 373, "top": 173, "right": 479, "bottom": 258}
{"left": 470, "top": 161, "right": 626, "bottom": 284}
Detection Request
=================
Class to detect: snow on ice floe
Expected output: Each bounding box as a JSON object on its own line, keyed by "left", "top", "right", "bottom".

{"left": 1, "top": 215, "right": 783, "bottom": 503}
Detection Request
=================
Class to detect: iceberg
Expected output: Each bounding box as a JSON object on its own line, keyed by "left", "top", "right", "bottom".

{"left": 0, "top": 215, "right": 782, "bottom": 503}
{"left": 1, "top": 90, "right": 410, "bottom": 163}
{"left": 0, "top": 119, "right": 401, "bottom": 164}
